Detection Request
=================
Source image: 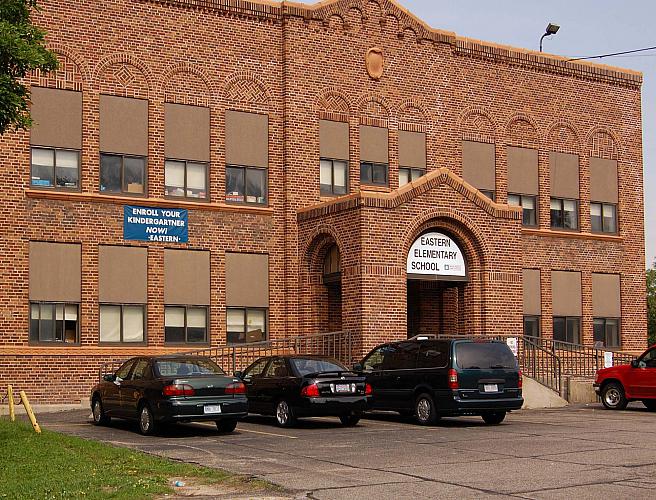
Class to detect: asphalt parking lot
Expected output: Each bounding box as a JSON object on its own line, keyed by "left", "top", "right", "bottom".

{"left": 39, "top": 404, "right": 656, "bottom": 499}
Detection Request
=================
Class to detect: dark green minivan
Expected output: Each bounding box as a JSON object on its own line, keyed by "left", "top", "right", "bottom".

{"left": 358, "top": 338, "right": 523, "bottom": 425}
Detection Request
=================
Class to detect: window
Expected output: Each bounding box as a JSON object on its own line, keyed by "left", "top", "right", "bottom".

{"left": 553, "top": 316, "right": 581, "bottom": 344}
{"left": 593, "top": 318, "right": 620, "bottom": 348}
{"left": 100, "top": 154, "right": 146, "bottom": 194}
{"left": 164, "top": 306, "right": 207, "bottom": 343}
{"left": 242, "top": 358, "right": 269, "bottom": 379}
{"left": 99, "top": 304, "right": 145, "bottom": 343}
{"left": 455, "top": 343, "right": 518, "bottom": 370}
{"left": 508, "top": 194, "right": 537, "bottom": 226}
{"left": 115, "top": 360, "right": 135, "bottom": 381}
{"left": 417, "top": 341, "right": 449, "bottom": 369}
{"left": 590, "top": 203, "right": 617, "bottom": 234}
{"left": 362, "top": 346, "right": 386, "bottom": 371}
{"left": 31, "top": 147, "right": 79, "bottom": 189}
{"left": 226, "top": 307, "right": 267, "bottom": 344}
{"left": 165, "top": 160, "right": 208, "bottom": 199}
{"left": 479, "top": 189, "right": 495, "bottom": 201}
{"left": 320, "top": 159, "right": 347, "bottom": 196}
{"left": 29, "top": 302, "right": 78, "bottom": 343}
{"left": 265, "top": 358, "right": 289, "bottom": 378}
{"left": 381, "top": 342, "right": 419, "bottom": 370}
{"left": 524, "top": 316, "right": 540, "bottom": 337}
{"left": 550, "top": 198, "right": 578, "bottom": 230}
{"left": 360, "top": 162, "right": 388, "bottom": 186}
{"left": 130, "top": 359, "right": 152, "bottom": 381}
{"left": 225, "top": 166, "right": 267, "bottom": 204}
{"left": 399, "top": 167, "right": 425, "bottom": 187}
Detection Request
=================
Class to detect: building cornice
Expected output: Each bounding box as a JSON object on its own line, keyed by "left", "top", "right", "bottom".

{"left": 138, "top": 0, "right": 642, "bottom": 88}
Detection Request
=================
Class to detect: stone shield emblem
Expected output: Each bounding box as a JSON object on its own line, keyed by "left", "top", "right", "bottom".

{"left": 366, "top": 47, "right": 384, "bottom": 80}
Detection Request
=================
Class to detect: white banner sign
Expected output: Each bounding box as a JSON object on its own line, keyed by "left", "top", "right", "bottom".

{"left": 407, "top": 232, "right": 466, "bottom": 278}
{"left": 507, "top": 337, "right": 518, "bottom": 357}
{"left": 604, "top": 351, "right": 613, "bottom": 369}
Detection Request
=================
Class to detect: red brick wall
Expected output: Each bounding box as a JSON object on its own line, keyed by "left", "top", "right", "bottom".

{"left": 0, "top": 0, "right": 647, "bottom": 402}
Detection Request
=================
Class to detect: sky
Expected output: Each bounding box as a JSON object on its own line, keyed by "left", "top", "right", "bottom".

{"left": 299, "top": 0, "right": 655, "bottom": 268}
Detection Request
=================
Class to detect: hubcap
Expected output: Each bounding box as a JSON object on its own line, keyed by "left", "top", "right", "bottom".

{"left": 417, "top": 398, "right": 431, "bottom": 421}
{"left": 605, "top": 388, "right": 621, "bottom": 406}
{"left": 140, "top": 407, "right": 151, "bottom": 432}
{"left": 93, "top": 400, "right": 101, "bottom": 422}
{"left": 276, "top": 401, "right": 289, "bottom": 425}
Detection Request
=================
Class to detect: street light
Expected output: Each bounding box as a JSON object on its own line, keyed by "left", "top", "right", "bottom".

{"left": 539, "top": 23, "right": 560, "bottom": 52}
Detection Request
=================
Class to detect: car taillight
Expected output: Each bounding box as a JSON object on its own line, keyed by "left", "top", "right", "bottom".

{"left": 225, "top": 382, "right": 246, "bottom": 394}
{"left": 365, "top": 383, "right": 373, "bottom": 395}
{"left": 448, "top": 369, "right": 459, "bottom": 390}
{"left": 301, "top": 383, "right": 320, "bottom": 398}
{"left": 518, "top": 370, "right": 523, "bottom": 389}
{"left": 163, "top": 384, "right": 195, "bottom": 397}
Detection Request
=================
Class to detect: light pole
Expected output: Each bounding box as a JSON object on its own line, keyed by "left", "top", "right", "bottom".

{"left": 539, "top": 23, "right": 560, "bottom": 52}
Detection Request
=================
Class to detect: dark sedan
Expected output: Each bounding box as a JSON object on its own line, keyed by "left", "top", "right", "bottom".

{"left": 91, "top": 355, "right": 248, "bottom": 435}
{"left": 236, "top": 355, "right": 371, "bottom": 427}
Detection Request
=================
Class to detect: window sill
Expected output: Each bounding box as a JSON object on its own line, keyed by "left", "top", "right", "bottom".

{"left": 522, "top": 228, "right": 623, "bottom": 242}
{"left": 25, "top": 190, "right": 274, "bottom": 215}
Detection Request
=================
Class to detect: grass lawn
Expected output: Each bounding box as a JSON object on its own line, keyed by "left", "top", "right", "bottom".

{"left": 0, "top": 417, "right": 274, "bottom": 499}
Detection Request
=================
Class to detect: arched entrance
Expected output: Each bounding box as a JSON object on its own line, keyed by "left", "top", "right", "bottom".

{"left": 406, "top": 230, "right": 469, "bottom": 338}
{"left": 322, "top": 245, "right": 342, "bottom": 332}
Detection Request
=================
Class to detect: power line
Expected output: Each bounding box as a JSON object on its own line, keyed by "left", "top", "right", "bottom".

{"left": 567, "top": 45, "right": 656, "bottom": 62}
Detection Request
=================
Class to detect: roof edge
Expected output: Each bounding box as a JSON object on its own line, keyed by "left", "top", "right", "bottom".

{"left": 137, "top": 0, "right": 642, "bottom": 87}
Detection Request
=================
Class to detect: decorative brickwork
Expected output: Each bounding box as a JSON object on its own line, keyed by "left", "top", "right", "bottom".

{"left": 0, "top": 0, "right": 646, "bottom": 403}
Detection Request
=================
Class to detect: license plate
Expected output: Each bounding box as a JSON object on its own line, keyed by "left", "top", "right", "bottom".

{"left": 203, "top": 405, "right": 222, "bottom": 414}
{"left": 483, "top": 384, "right": 498, "bottom": 393}
{"left": 335, "top": 384, "right": 352, "bottom": 393}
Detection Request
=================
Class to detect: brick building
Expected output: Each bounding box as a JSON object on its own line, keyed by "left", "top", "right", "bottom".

{"left": 0, "top": 0, "right": 647, "bottom": 403}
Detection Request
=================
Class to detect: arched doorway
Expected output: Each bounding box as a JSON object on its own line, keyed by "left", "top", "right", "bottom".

{"left": 406, "top": 230, "right": 469, "bottom": 338}
{"left": 322, "top": 245, "right": 342, "bottom": 332}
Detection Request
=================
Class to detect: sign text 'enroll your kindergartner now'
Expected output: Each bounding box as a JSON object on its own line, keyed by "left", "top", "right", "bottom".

{"left": 123, "top": 205, "right": 188, "bottom": 243}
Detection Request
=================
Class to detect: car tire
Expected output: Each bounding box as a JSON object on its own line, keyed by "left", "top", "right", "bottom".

{"left": 415, "top": 393, "right": 439, "bottom": 425}
{"left": 138, "top": 403, "right": 157, "bottom": 436}
{"left": 216, "top": 419, "right": 238, "bottom": 433}
{"left": 339, "top": 414, "right": 361, "bottom": 427}
{"left": 482, "top": 411, "right": 506, "bottom": 425}
{"left": 275, "top": 400, "right": 296, "bottom": 428}
{"left": 91, "top": 397, "right": 110, "bottom": 426}
{"left": 601, "top": 382, "right": 628, "bottom": 410}
{"left": 642, "top": 400, "right": 656, "bottom": 411}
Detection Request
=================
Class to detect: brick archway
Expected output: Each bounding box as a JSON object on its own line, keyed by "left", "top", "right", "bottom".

{"left": 405, "top": 216, "right": 487, "bottom": 338}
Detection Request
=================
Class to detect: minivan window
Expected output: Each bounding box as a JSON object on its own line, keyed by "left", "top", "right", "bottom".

{"left": 381, "top": 343, "right": 419, "bottom": 370}
{"left": 417, "top": 341, "right": 449, "bottom": 368}
{"left": 455, "top": 342, "right": 517, "bottom": 370}
{"left": 362, "top": 346, "right": 386, "bottom": 371}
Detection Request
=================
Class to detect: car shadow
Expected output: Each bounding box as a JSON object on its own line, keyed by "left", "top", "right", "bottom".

{"left": 363, "top": 411, "right": 490, "bottom": 428}
{"left": 241, "top": 414, "right": 351, "bottom": 429}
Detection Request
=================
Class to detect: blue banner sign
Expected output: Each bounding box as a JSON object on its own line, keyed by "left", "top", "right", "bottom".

{"left": 124, "top": 205, "right": 188, "bottom": 243}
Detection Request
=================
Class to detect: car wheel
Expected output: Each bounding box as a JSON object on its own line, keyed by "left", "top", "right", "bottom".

{"left": 138, "top": 403, "right": 157, "bottom": 435}
{"left": 216, "top": 419, "right": 238, "bottom": 433}
{"left": 275, "top": 400, "right": 296, "bottom": 428}
{"left": 339, "top": 414, "right": 361, "bottom": 426}
{"left": 482, "top": 411, "right": 506, "bottom": 425}
{"left": 91, "top": 397, "right": 110, "bottom": 426}
{"left": 642, "top": 400, "right": 656, "bottom": 411}
{"left": 415, "top": 393, "right": 439, "bottom": 425}
{"left": 601, "top": 382, "right": 628, "bottom": 410}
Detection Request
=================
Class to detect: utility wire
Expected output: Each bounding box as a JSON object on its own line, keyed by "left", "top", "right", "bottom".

{"left": 567, "top": 45, "right": 656, "bottom": 62}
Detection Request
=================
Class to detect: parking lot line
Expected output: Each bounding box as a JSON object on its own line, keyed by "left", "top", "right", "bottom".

{"left": 194, "top": 421, "right": 299, "bottom": 439}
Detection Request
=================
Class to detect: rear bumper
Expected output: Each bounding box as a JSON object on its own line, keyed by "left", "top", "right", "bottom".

{"left": 155, "top": 397, "right": 248, "bottom": 422}
{"left": 448, "top": 396, "right": 524, "bottom": 414}
{"left": 292, "top": 396, "right": 370, "bottom": 418}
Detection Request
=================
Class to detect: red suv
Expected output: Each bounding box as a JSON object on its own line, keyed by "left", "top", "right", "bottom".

{"left": 594, "top": 346, "right": 656, "bottom": 411}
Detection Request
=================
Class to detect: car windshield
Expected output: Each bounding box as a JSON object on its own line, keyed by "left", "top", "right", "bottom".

{"left": 455, "top": 343, "right": 518, "bottom": 370}
{"left": 291, "top": 358, "right": 347, "bottom": 376}
{"left": 154, "top": 358, "right": 225, "bottom": 377}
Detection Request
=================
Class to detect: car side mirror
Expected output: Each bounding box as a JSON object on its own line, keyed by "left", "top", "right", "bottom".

{"left": 352, "top": 363, "right": 363, "bottom": 372}
{"left": 233, "top": 371, "right": 243, "bottom": 379}
{"left": 631, "top": 360, "right": 639, "bottom": 368}
{"left": 103, "top": 374, "right": 116, "bottom": 382}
